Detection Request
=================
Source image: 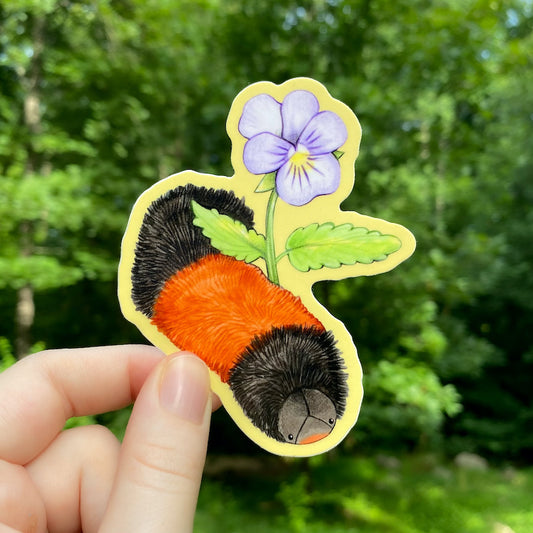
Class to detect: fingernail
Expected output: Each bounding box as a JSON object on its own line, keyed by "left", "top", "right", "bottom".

{"left": 159, "top": 354, "right": 209, "bottom": 424}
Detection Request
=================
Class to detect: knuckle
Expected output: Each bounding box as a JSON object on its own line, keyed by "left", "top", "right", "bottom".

{"left": 0, "top": 460, "right": 45, "bottom": 533}
{"left": 58, "top": 425, "right": 120, "bottom": 478}
{"left": 127, "top": 441, "right": 202, "bottom": 494}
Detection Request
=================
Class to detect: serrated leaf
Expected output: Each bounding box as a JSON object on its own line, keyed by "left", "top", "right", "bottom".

{"left": 255, "top": 171, "right": 276, "bottom": 192}
{"left": 191, "top": 200, "right": 266, "bottom": 262}
{"left": 285, "top": 222, "right": 402, "bottom": 271}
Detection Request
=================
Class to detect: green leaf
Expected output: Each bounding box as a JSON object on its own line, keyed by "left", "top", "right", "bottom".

{"left": 285, "top": 222, "right": 402, "bottom": 271}
{"left": 255, "top": 171, "right": 276, "bottom": 192}
{"left": 191, "top": 200, "right": 266, "bottom": 262}
{"left": 333, "top": 150, "right": 344, "bottom": 160}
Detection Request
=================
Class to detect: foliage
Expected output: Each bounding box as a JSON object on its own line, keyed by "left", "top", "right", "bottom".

{"left": 277, "top": 473, "right": 313, "bottom": 532}
{"left": 192, "top": 201, "right": 267, "bottom": 262}
{"left": 358, "top": 358, "right": 462, "bottom": 450}
{"left": 285, "top": 223, "right": 402, "bottom": 270}
{"left": 0, "top": 0, "right": 532, "bottom": 459}
{"left": 0, "top": 337, "right": 17, "bottom": 372}
{"left": 195, "top": 455, "right": 533, "bottom": 533}
{"left": 0, "top": 336, "right": 46, "bottom": 372}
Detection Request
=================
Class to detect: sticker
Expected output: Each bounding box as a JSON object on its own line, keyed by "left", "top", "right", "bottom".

{"left": 118, "top": 78, "right": 416, "bottom": 456}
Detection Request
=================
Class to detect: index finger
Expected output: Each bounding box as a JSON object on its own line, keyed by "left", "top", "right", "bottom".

{"left": 0, "top": 345, "right": 164, "bottom": 465}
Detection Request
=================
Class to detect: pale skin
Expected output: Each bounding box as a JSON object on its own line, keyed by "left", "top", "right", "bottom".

{"left": 0, "top": 345, "right": 220, "bottom": 533}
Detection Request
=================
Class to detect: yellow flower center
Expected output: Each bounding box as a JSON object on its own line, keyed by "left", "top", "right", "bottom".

{"left": 290, "top": 149, "right": 310, "bottom": 167}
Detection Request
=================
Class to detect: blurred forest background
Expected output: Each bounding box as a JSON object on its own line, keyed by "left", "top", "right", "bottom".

{"left": 1, "top": 0, "right": 532, "bottom": 531}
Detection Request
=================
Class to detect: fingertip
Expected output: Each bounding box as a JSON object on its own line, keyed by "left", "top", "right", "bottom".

{"left": 164, "top": 352, "right": 220, "bottom": 412}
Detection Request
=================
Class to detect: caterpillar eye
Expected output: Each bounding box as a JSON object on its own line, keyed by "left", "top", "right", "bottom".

{"left": 329, "top": 418, "right": 335, "bottom": 425}
{"left": 288, "top": 434, "right": 294, "bottom": 441}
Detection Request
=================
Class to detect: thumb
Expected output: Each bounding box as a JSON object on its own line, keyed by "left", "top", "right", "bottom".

{"left": 99, "top": 352, "right": 211, "bottom": 533}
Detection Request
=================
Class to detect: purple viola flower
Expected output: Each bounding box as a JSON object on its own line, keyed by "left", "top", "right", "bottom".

{"left": 238, "top": 90, "right": 348, "bottom": 206}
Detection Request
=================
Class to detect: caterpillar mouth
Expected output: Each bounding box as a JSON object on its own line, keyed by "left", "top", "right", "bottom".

{"left": 278, "top": 389, "right": 337, "bottom": 445}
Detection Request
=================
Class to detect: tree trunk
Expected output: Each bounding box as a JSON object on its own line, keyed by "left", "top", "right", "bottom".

{"left": 15, "top": 15, "right": 45, "bottom": 358}
{"left": 15, "top": 285, "right": 35, "bottom": 358}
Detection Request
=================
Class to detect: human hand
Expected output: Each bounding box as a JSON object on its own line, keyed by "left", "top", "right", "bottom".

{"left": 0, "top": 345, "right": 216, "bottom": 533}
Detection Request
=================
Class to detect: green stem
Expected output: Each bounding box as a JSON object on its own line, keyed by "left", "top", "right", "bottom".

{"left": 265, "top": 188, "right": 279, "bottom": 285}
{"left": 276, "top": 249, "right": 290, "bottom": 263}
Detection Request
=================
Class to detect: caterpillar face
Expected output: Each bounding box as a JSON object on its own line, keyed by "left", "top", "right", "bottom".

{"left": 278, "top": 389, "right": 337, "bottom": 444}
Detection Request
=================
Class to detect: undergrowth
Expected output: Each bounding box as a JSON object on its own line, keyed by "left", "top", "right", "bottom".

{"left": 195, "top": 454, "right": 533, "bottom": 533}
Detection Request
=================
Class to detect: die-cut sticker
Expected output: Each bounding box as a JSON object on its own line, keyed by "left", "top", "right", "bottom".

{"left": 118, "top": 78, "right": 416, "bottom": 456}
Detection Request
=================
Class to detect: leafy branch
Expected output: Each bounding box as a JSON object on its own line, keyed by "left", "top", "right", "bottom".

{"left": 192, "top": 200, "right": 403, "bottom": 282}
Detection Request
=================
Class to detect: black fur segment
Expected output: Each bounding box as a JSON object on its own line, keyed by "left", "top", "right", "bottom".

{"left": 131, "top": 184, "right": 255, "bottom": 317}
{"left": 229, "top": 325, "right": 348, "bottom": 442}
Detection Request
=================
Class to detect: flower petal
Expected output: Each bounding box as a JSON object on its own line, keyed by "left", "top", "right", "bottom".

{"left": 281, "top": 90, "right": 320, "bottom": 144}
{"left": 276, "top": 153, "right": 341, "bottom": 206}
{"left": 243, "top": 133, "right": 293, "bottom": 175}
{"left": 239, "top": 94, "right": 282, "bottom": 139}
{"left": 298, "top": 111, "right": 348, "bottom": 155}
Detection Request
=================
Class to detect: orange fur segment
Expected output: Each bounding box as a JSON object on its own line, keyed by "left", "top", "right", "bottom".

{"left": 151, "top": 254, "right": 325, "bottom": 382}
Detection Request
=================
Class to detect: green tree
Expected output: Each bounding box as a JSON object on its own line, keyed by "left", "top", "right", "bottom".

{"left": 1, "top": 0, "right": 531, "bottom": 459}
{"left": 206, "top": 0, "right": 525, "bottom": 453}
{"left": 0, "top": 0, "right": 218, "bottom": 355}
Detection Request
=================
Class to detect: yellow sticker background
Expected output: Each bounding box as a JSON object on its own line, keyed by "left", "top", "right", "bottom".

{"left": 119, "top": 78, "right": 416, "bottom": 456}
